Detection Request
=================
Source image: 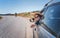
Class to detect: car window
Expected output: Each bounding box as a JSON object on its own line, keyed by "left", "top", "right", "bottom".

{"left": 43, "top": 5, "right": 60, "bottom": 34}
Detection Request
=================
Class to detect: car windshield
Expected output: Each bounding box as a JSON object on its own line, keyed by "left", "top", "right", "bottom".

{"left": 43, "top": 4, "right": 60, "bottom": 34}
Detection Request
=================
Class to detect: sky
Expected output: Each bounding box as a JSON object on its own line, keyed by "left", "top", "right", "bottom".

{"left": 0, "top": 0, "right": 51, "bottom": 14}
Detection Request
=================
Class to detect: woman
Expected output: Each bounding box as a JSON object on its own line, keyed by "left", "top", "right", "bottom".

{"left": 31, "top": 13, "right": 43, "bottom": 28}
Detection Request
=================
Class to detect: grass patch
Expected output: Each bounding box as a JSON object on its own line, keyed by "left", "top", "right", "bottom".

{"left": 17, "top": 11, "right": 40, "bottom": 18}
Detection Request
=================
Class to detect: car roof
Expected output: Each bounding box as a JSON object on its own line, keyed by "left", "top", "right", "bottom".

{"left": 48, "top": 0, "right": 60, "bottom": 6}
{"left": 47, "top": 2, "right": 60, "bottom": 8}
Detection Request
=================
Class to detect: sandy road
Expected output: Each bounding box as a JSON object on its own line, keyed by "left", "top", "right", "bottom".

{"left": 0, "top": 16, "right": 33, "bottom": 38}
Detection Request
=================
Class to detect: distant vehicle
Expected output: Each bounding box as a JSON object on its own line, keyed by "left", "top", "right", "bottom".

{"left": 29, "top": 0, "right": 60, "bottom": 38}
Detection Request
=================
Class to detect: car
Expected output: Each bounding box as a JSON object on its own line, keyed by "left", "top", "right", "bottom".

{"left": 30, "top": 1, "right": 60, "bottom": 38}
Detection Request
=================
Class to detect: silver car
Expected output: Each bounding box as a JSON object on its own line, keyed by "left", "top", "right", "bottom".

{"left": 32, "top": 2, "right": 60, "bottom": 38}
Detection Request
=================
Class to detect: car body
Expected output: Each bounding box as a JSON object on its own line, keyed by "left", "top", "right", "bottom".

{"left": 33, "top": 2, "right": 60, "bottom": 38}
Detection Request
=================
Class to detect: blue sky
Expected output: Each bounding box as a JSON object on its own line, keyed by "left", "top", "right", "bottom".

{"left": 0, "top": 0, "right": 50, "bottom": 14}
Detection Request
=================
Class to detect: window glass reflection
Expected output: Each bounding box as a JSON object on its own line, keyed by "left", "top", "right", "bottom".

{"left": 44, "top": 5, "right": 60, "bottom": 34}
